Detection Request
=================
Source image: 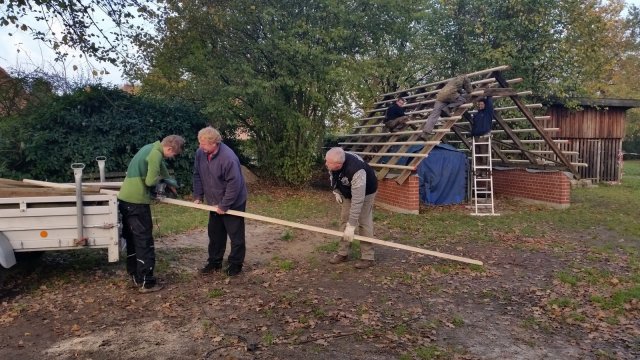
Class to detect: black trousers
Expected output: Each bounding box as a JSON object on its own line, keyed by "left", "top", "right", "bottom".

{"left": 119, "top": 200, "right": 156, "bottom": 286}
{"left": 207, "top": 202, "right": 246, "bottom": 266}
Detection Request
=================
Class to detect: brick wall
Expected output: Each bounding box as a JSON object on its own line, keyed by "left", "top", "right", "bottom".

{"left": 493, "top": 168, "right": 571, "bottom": 208}
{"left": 375, "top": 175, "right": 420, "bottom": 214}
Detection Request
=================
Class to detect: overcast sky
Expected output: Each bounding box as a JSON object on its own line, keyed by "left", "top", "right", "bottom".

{"left": 0, "top": 7, "right": 135, "bottom": 86}
{"left": 1, "top": 1, "right": 639, "bottom": 86}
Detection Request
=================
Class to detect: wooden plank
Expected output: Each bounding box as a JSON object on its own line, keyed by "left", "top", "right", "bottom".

{"left": 0, "top": 179, "right": 38, "bottom": 188}
{"left": 340, "top": 141, "right": 439, "bottom": 146}
{"left": 376, "top": 65, "right": 510, "bottom": 101}
{"left": 0, "top": 188, "right": 78, "bottom": 198}
{"left": 158, "top": 197, "right": 483, "bottom": 266}
{"left": 369, "top": 163, "right": 416, "bottom": 170}
{"left": 351, "top": 151, "right": 428, "bottom": 158}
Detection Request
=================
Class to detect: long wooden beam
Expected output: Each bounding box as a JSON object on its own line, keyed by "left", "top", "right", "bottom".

{"left": 92, "top": 186, "right": 483, "bottom": 265}
{"left": 158, "top": 198, "right": 483, "bottom": 266}
{"left": 352, "top": 151, "right": 428, "bottom": 157}
{"left": 48, "top": 183, "right": 484, "bottom": 266}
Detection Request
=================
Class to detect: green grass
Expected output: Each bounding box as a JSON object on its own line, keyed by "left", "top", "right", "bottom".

{"left": 380, "top": 160, "right": 640, "bottom": 246}
{"left": 151, "top": 203, "right": 208, "bottom": 237}
{"left": 316, "top": 240, "right": 339, "bottom": 253}
{"left": 548, "top": 297, "right": 575, "bottom": 309}
{"left": 414, "top": 345, "right": 446, "bottom": 360}
{"left": 271, "top": 257, "right": 295, "bottom": 271}
{"left": 249, "top": 192, "right": 333, "bottom": 222}
{"left": 280, "top": 229, "right": 294, "bottom": 241}
{"left": 393, "top": 324, "right": 408, "bottom": 336}
{"left": 152, "top": 162, "right": 640, "bottom": 250}
{"left": 556, "top": 270, "right": 578, "bottom": 286}
{"left": 602, "top": 286, "right": 640, "bottom": 310}
{"left": 142, "top": 161, "right": 640, "bottom": 328}
{"left": 207, "top": 288, "right": 224, "bottom": 298}
{"left": 261, "top": 330, "right": 274, "bottom": 346}
{"left": 451, "top": 315, "right": 464, "bottom": 327}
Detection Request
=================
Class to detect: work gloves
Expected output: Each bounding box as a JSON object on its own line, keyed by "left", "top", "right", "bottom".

{"left": 333, "top": 190, "right": 343, "bottom": 204}
{"left": 343, "top": 223, "right": 356, "bottom": 242}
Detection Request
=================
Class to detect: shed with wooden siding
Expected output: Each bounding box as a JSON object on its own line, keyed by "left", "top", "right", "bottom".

{"left": 546, "top": 98, "right": 640, "bottom": 182}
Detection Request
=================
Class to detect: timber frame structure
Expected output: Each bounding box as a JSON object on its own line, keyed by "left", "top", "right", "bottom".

{"left": 340, "top": 65, "right": 584, "bottom": 184}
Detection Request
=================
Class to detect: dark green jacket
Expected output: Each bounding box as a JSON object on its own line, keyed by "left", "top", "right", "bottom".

{"left": 118, "top": 141, "right": 169, "bottom": 204}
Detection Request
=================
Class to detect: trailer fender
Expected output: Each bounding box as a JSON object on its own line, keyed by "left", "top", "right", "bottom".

{"left": 0, "top": 232, "right": 17, "bottom": 269}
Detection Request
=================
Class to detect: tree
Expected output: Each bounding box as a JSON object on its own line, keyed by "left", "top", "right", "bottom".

{"left": 609, "top": 4, "right": 640, "bottom": 151}
{"left": 134, "top": 0, "right": 427, "bottom": 185}
{"left": 419, "top": 0, "right": 632, "bottom": 99}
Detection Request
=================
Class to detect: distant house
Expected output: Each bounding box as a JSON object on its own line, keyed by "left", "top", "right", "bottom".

{"left": 546, "top": 98, "right": 640, "bottom": 182}
{"left": 121, "top": 83, "right": 136, "bottom": 94}
{"left": 0, "top": 66, "right": 28, "bottom": 116}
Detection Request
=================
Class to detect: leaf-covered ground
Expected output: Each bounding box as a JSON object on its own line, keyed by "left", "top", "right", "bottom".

{"left": 1, "top": 185, "right": 639, "bottom": 359}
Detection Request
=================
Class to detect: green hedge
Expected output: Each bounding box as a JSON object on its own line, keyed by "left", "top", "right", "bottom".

{"left": 0, "top": 85, "right": 213, "bottom": 191}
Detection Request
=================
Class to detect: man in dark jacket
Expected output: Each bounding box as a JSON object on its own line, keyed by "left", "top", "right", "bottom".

{"left": 471, "top": 96, "right": 494, "bottom": 137}
{"left": 471, "top": 96, "right": 494, "bottom": 166}
{"left": 384, "top": 97, "right": 410, "bottom": 132}
{"left": 193, "top": 126, "right": 248, "bottom": 276}
{"left": 325, "top": 147, "right": 378, "bottom": 269}
{"left": 422, "top": 76, "right": 473, "bottom": 136}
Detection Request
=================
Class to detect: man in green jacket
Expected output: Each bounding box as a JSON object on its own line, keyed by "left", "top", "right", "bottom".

{"left": 118, "top": 135, "right": 185, "bottom": 293}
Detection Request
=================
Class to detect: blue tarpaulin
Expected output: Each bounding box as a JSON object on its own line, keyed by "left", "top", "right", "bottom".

{"left": 416, "top": 144, "right": 468, "bottom": 205}
{"left": 379, "top": 144, "right": 468, "bottom": 205}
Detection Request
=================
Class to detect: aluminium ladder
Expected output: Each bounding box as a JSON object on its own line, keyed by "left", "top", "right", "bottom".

{"left": 471, "top": 135, "right": 498, "bottom": 216}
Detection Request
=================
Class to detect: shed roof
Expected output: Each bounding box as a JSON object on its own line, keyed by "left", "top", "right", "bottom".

{"left": 551, "top": 97, "right": 640, "bottom": 110}
{"left": 342, "top": 65, "right": 584, "bottom": 182}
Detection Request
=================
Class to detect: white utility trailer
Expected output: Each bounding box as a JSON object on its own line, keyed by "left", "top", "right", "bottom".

{"left": 0, "top": 178, "right": 120, "bottom": 270}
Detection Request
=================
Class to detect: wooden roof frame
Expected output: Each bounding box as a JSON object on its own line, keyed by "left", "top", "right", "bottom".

{"left": 340, "top": 65, "right": 583, "bottom": 184}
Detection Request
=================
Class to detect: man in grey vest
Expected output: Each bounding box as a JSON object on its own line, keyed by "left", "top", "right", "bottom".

{"left": 325, "top": 147, "right": 378, "bottom": 269}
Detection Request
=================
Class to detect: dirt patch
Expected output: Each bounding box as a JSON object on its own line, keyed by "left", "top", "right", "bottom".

{"left": 158, "top": 221, "right": 332, "bottom": 268}
{"left": 0, "top": 209, "right": 637, "bottom": 359}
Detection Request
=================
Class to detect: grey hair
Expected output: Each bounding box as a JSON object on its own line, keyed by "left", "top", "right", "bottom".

{"left": 198, "top": 126, "right": 222, "bottom": 144}
{"left": 325, "top": 147, "right": 345, "bottom": 163}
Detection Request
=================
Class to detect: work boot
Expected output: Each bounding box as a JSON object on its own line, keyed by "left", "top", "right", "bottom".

{"left": 329, "top": 254, "right": 348, "bottom": 264}
{"left": 354, "top": 260, "right": 374, "bottom": 269}
{"left": 225, "top": 264, "right": 243, "bottom": 276}
{"left": 139, "top": 283, "right": 164, "bottom": 294}
{"left": 200, "top": 262, "right": 222, "bottom": 274}
{"left": 130, "top": 274, "right": 142, "bottom": 288}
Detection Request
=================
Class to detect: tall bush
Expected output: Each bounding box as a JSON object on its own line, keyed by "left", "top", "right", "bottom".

{"left": 0, "top": 85, "right": 210, "bottom": 190}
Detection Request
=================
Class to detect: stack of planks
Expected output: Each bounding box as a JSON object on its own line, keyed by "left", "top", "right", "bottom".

{"left": 0, "top": 178, "right": 103, "bottom": 198}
